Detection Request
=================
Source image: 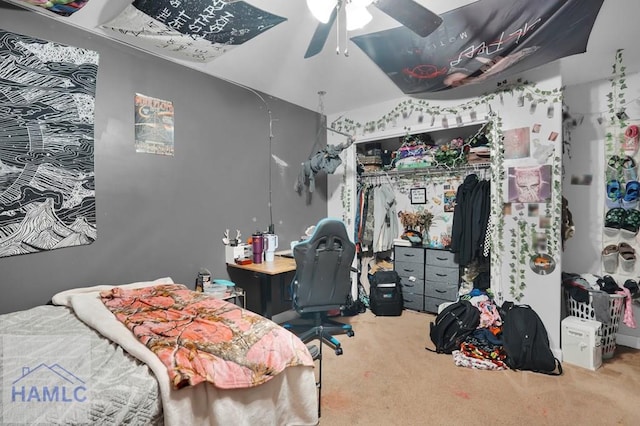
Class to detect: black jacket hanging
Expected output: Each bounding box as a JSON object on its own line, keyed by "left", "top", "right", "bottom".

{"left": 450, "top": 174, "right": 490, "bottom": 266}
{"left": 450, "top": 174, "right": 479, "bottom": 263}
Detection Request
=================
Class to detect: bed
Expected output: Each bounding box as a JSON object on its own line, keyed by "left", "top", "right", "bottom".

{"left": 0, "top": 277, "right": 319, "bottom": 425}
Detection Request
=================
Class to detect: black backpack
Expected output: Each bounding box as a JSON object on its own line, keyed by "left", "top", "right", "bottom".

{"left": 342, "top": 283, "right": 368, "bottom": 316}
{"left": 427, "top": 300, "right": 480, "bottom": 354}
{"left": 500, "top": 301, "right": 562, "bottom": 375}
{"left": 369, "top": 271, "right": 403, "bottom": 316}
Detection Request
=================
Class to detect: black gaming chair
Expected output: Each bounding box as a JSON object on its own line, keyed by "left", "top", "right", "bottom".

{"left": 283, "top": 218, "right": 356, "bottom": 418}
{"left": 283, "top": 218, "right": 356, "bottom": 356}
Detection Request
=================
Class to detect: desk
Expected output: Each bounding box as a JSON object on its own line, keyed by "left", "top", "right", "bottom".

{"left": 227, "top": 256, "right": 296, "bottom": 319}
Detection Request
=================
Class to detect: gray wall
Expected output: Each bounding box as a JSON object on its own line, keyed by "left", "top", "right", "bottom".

{"left": 0, "top": 6, "right": 327, "bottom": 314}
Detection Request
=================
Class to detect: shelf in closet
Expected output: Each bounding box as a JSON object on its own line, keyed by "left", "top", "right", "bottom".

{"left": 360, "top": 163, "right": 491, "bottom": 179}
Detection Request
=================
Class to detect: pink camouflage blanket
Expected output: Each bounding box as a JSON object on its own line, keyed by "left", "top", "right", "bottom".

{"left": 100, "top": 284, "right": 313, "bottom": 390}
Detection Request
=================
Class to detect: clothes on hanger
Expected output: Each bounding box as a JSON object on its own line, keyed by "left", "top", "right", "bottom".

{"left": 355, "top": 185, "right": 364, "bottom": 249}
{"left": 373, "top": 183, "right": 398, "bottom": 253}
{"left": 357, "top": 176, "right": 397, "bottom": 254}
{"left": 450, "top": 173, "right": 491, "bottom": 267}
{"left": 355, "top": 183, "right": 376, "bottom": 253}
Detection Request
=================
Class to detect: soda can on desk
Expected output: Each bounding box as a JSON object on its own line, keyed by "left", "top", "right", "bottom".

{"left": 196, "top": 269, "right": 211, "bottom": 292}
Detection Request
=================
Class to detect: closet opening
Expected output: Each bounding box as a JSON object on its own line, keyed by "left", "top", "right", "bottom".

{"left": 352, "top": 122, "right": 493, "bottom": 313}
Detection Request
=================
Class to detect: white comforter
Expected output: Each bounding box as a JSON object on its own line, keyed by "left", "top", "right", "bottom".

{"left": 52, "top": 277, "right": 319, "bottom": 426}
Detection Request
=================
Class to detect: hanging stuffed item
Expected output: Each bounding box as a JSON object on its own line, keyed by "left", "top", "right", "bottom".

{"left": 561, "top": 196, "right": 575, "bottom": 250}
{"left": 295, "top": 137, "right": 354, "bottom": 193}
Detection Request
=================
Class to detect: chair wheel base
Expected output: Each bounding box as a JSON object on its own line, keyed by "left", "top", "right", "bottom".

{"left": 335, "top": 347, "right": 343, "bottom": 355}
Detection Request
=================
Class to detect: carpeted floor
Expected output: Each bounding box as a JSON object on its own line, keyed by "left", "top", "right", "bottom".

{"left": 313, "top": 309, "right": 640, "bottom": 425}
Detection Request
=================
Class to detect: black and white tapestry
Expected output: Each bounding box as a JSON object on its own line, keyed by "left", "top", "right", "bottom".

{"left": 0, "top": 30, "right": 98, "bottom": 258}
{"left": 351, "top": 0, "right": 604, "bottom": 94}
{"left": 102, "top": 0, "right": 286, "bottom": 62}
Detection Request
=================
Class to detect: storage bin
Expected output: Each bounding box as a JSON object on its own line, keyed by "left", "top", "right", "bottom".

{"left": 561, "top": 316, "right": 602, "bottom": 370}
{"left": 566, "top": 292, "right": 625, "bottom": 359}
{"left": 204, "top": 283, "right": 228, "bottom": 299}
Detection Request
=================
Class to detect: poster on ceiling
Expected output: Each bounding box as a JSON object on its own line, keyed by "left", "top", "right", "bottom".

{"left": 17, "top": 0, "right": 89, "bottom": 17}
{"left": 135, "top": 93, "right": 175, "bottom": 156}
{"left": 0, "top": 29, "right": 98, "bottom": 258}
{"left": 102, "top": 0, "right": 286, "bottom": 62}
{"left": 351, "top": 0, "right": 604, "bottom": 94}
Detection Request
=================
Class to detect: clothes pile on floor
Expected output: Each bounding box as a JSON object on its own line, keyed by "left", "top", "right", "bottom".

{"left": 451, "top": 288, "right": 508, "bottom": 370}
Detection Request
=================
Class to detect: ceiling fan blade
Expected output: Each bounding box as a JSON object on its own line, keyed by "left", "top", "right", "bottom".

{"left": 375, "top": 0, "right": 443, "bottom": 37}
{"left": 304, "top": 6, "right": 338, "bottom": 58}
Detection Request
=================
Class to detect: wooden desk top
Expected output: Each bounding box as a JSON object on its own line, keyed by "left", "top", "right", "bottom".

{"left": 227, "top": 255, "right": 297, "bottom": 275}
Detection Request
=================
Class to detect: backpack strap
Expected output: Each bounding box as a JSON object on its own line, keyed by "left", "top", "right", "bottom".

{"left": 425, "top": 321, "right": 438, "bottom": 353}
{"left": 537, "top": 358, "right": 563, "bottom": 376}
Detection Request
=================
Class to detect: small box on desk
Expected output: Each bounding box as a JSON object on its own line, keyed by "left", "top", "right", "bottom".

{"left": 225, "top": 244, "right": 252, "bottom": 264}
{"left": 561, "top": 316, "right": 602, "bottom": 370}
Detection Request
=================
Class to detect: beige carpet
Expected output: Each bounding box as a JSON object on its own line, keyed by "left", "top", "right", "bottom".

{"left": 314, "top": 309, "right": 640, "bottom": 425}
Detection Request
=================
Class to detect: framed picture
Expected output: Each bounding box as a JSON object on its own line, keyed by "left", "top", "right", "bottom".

{"left": 410, "top": 187, "right": 427, "bottom": 204}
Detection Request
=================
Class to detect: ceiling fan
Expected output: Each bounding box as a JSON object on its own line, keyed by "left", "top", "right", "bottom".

{"left": 304, "top": 0, "right": 443, "bottom": 58}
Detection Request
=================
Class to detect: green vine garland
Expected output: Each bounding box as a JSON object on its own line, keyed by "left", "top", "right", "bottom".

{"left": 489, "top": 112, "right": 505, "bottom": 279}
{"left": 605, "top": 48, "right": 628, "bottom": 158}
{"left": 330, "top": 80, "right": 563, "bottom": 136}
{"left": 341, "top": 167, "right": 351, "bottom": 225}
{"left": 548, "top": 151, "right": 563, "bottom": 258}
{"left": 508, "top": 214, "right": 535, "bottom": 301}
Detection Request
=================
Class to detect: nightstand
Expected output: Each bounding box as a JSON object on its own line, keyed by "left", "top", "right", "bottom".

{"left": 222, "top": 287, "right": 246, "bottom": 309}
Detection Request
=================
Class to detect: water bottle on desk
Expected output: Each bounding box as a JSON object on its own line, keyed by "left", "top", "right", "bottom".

{"left": 251, "top": 232, "right": 264, "bottom": 264}
{"left": 264, "top": 234, "right": 278, "bottom": 262}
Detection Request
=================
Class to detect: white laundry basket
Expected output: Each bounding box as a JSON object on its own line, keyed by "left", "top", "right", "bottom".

{"left": 567, "top": 292, "right": 625, "bottom": 359}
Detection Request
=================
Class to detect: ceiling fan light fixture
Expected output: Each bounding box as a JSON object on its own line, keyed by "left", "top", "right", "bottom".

{"left": 345, "top": 3, "right": 372, "bottom": 31}
{"left": 306, "top": 0, "right": 336, "bottom": 23}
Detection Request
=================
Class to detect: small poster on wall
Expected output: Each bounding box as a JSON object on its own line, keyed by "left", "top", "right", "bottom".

{"left": 134, "top": 93, "right": 175, "bottom": 156}
{"left": 443, "top": 187, "right": 456, "bottom": 212}
{"left": 507, "top": 165, "right": 552, "bottom": 203}
{"left": 410, "top": 187, "right": 427, "bottom": 204}
{"left": 503, "top": 127, "right": 531, "bottom": 160}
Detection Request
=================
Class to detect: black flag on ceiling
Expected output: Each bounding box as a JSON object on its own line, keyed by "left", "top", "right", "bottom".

{"left": 351, "top": 0, "right": 604, "bottom": 94}
{"left": 132, "top": 0, "right": 286, "bottom": 45}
